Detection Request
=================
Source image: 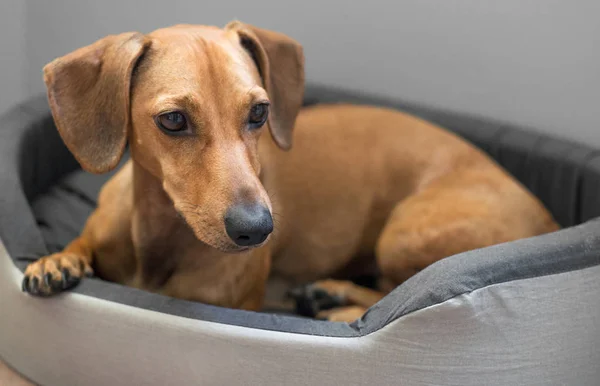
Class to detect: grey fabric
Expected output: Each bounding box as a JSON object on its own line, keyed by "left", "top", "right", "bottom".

{"left": 0, "top": 98, "right": 62, "bottom": 265}
{"left": 2, "top": 241, "right": 599, "bottom": 386}
{"left": 495, "top": 130, "right": 594, "bottom": 227}
{"left": 1, "top": 86, "right": 600, "bottom": 337}
{"left": 33, "top": 155, "right": 128, "bottom": 254}
{"left": 581, "top": 154, "right": 600, "bottom": 222}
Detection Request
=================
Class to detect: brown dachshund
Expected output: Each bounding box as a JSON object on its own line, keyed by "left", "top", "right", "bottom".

{"left": 22, "top": 22, "right": 558, "bottom": 322}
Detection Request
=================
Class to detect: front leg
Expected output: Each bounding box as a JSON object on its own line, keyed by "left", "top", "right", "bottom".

{"left": 23, "top": 163, "right": 135, "bottom": 296}
{"left": 22, "top": 236, "right": 94, "bottom": 296}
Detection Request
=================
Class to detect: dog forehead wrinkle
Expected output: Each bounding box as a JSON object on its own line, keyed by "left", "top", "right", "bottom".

{"left": 195, "top": 46, "right": 257, "bottom": 126}
{"left": 132, "top": 56, "right": 197, "bottom": 102}
{"left": 222, "top": 43, "right": 262, "bottom": 93}
{"left": 140, "top": 32, "right": 257, "bottom": 109}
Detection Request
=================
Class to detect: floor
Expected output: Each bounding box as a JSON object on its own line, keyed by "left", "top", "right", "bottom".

{"left": 0, "top": 359, "right": 34, "bottom": 386}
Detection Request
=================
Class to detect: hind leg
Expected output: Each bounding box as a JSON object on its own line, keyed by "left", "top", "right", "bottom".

{"left": 293, "top": 170, "right": 555, "bottom": 322}
{"left": 375, "top": 181, "right": 522, "bottom": 290}
{"left": 290, "top": 190, "right": 507, "bottom": 321}
{"left": 293, "top": 208, "right": 501, "bottom": 322}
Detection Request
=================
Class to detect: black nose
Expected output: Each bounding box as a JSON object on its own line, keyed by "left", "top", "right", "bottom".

{"left": 224, "top": 204, "right": 273, "bottom": 247}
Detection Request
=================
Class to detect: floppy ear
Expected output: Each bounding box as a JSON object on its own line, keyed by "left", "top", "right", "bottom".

{"left": 226, "top": 21, "right": 305, "bottom": 150}
{"left": 43, "top": 32, "right": 149, "bottom": 173}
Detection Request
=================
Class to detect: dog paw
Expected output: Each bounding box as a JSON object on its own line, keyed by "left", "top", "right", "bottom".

{"left": 287, "top": 281, "right": 348, "bottom": 317}
{"left": 316, "top": 306, "right": 367, "bottom": 323}
{"left": 22, "top": 253, "right": 93, "bottom": 296}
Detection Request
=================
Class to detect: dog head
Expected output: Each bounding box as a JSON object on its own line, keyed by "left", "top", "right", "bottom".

{"left": 43, "top": 22, "right": 304, "bottom": 252}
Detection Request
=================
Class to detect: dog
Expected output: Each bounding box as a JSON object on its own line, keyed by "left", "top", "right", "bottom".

{"left": 22, "top": 21, "right": 559, "bottom": 322}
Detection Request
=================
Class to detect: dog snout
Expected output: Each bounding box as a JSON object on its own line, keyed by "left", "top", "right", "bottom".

{"left": 224, "top": 203, "right": 273, "bottom": 247}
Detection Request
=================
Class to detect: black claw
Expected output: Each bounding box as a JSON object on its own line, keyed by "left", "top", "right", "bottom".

{"left": 313, "top": 288, "right": 344, "bottom": 310}
{"left": 312, "top": 288, "right": 329, "bottom": 300}
{"left": 68, "top": 273, "right": 80, "bottom": 285}
{"left": 31, "top": 277, "right": 39, "bottom": 294}
{"left": 288, "top": 284, "right": 345, "bottom": 318}
{"left": 50, "top": 276, "right": 63, "bottom": 291}
{"left": 80, "top": 260, "right": 94, "bottom": 278}
{"left": 44, "top": 273, "right": 52, "bottom": 288}
{"left": 61, "top": 268, "right": 81, "bottom": 289}
{"left": 22, "top": 276, "right": 29, "bottom": 292}
{"left": 61, "top": 268, "right": 70, "bottom": 288}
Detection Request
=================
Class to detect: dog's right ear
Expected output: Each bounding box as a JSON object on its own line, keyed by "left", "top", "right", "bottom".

{"left": 226, "top": 21, "right": 304, "bottom": 151}
{"left": 43, "top": 32, "right": 149, "bottom": 174}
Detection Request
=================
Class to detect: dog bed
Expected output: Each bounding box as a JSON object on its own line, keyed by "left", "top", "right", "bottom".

{"left": 1, "top": 84, "right": 599, "bottom": 386}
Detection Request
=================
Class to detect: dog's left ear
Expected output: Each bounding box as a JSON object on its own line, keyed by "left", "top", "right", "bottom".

{"left": 226, "top": 21, "right": 305, "bottom": 150}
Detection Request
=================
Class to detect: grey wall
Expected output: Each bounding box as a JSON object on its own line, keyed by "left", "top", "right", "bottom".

{"left": 9, "top": 1, "right": 600, "bottom": 145}
{"left": 0, "top": 0, "right": 28, "bottom": 115}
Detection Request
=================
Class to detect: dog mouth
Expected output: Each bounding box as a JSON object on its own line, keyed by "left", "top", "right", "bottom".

{"left": 218, "top": 236, "right": 270, "bottom": 253}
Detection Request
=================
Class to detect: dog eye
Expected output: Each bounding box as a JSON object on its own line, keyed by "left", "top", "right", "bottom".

{"left": 156, "top": 112, "right": 188, "bottom": 133}
{"left": 248, "top": 103, "right": 269, "bottom": 129}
